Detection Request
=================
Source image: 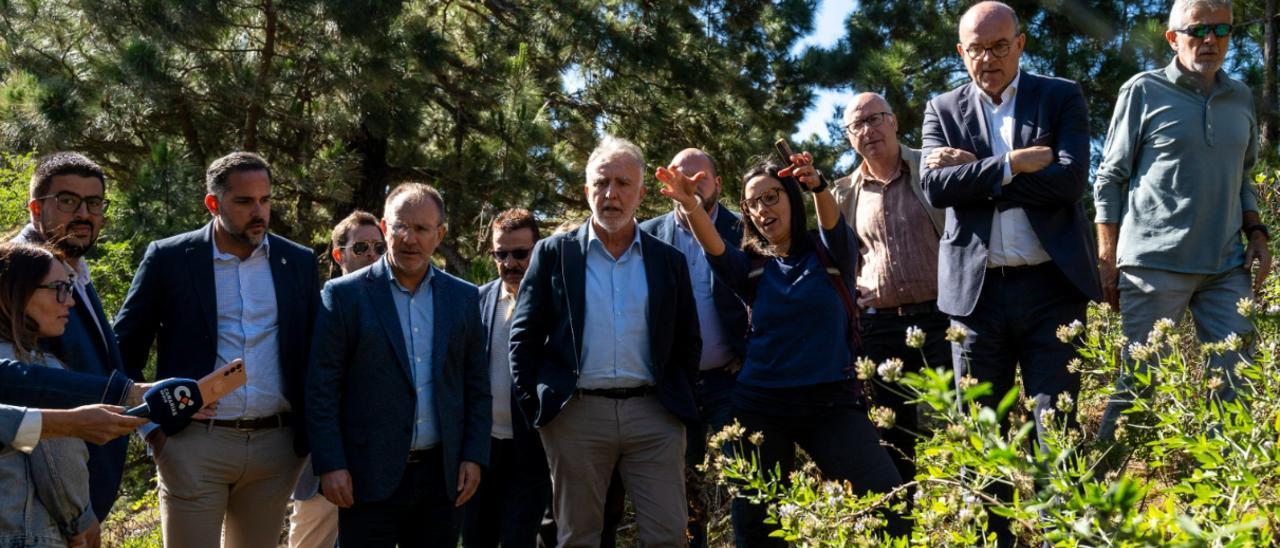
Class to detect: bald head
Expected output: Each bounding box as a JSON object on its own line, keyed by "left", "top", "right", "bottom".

{"left": 957, "top": 1, "right": 1025, "bottom": 100}
{"left": 960, "top": 1, "right": 1020, "bottom": 37}
{"left": 844, "top": 92, "right": 900, "bottom": 166}
{"left": 668, "top": 148, "right": 722, "bottom": 213}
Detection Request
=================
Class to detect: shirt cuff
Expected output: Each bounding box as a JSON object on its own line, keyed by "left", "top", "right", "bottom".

{"left": 14, "top": 408, "right": 40, "bottom": 454}
{"left": 1001, "top": 153, "right": 1014, "bottom": 185}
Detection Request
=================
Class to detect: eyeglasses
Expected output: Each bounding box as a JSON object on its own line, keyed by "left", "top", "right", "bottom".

{"left": 844, "top": 112, "right": 893, "bottom": 134}
{"left": 491, "top": 249, "right": 531, "bottom": 261}
{"left": 1175, "top": 23, "right": 1232, "bottom": 39}
{"left": 740, "top": 187, "right": 783, "bottom": 212}
{"left": 37, "top": 280, "right": 74, "bottom": 304}
{"left": 963, "top": 40, "right": 1014, "bottom": 59}
{"left": 38, "top": 192, "right": 109, "bottom": 215}
{"left": 346, "top": 240, "right": 386, "bottom": 256}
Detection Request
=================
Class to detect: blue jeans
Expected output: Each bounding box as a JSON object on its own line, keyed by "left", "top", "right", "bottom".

{"left": 1097, "top": 266, "right": 1254, "bottom": 440}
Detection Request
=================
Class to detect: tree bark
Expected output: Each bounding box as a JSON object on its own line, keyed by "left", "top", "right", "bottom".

{"left": 242, "top": 0, "right": 277, "bottom": 151}
{"left": 1263, "top": 0, "right": 1278, "bottom": 162}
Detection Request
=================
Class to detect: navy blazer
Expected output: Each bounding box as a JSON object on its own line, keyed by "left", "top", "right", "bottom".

{"left": 0, "top": 360, "right": 133, "bottom": 410}
{"left": 14, "top": 225, "right": 131, "bottom": 518}
{"left": 307, "top": 260, "right": 491, "bottom": 503}
{"left": 509, "top": 222, "right": 701, "bottom": 429}
{"left": 639, "top": 206, "right": 748, "bottom": 361}
{"left": 919, "top": 71, "right": 1102, "bottom": 316}
{"left": 114, "top": 222, "right": 320, "bottom": 454}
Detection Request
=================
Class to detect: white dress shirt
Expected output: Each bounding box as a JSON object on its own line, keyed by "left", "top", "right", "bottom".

{"left": 672, "top": 207, "right": 735, "bottom": 371}
{"left": 211, "top": 230, "right": 289, "bottom": 419}
{"left": 975, "top": 72, "right": 1052, "bottom": 267}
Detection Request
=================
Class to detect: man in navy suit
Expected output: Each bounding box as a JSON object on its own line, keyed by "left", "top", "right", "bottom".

{"left": 115, "top": 151, "right": 320, "bottom": 548}
{"left": 510, "top": 136, "right": 700, "bottom": 547}
{"left": 461, "top": 208, "right": 550, "bottom": 547}
{"left": 639, "top": 147, "right": 744, "bottom": 548}
{"left": 12, "top": 152, "right": 133, "bottom": 525}
{"left": 308, "top": 182, "right": 491, "bottom": 547}
{"left": 919, "top": 2, "right": 1101, "bottom": 544}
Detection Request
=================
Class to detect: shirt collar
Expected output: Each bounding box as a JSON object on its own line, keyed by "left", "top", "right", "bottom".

{"left": 385, "top": 255, "right": 435, "bottom": 294}
{"left": 499, "top": 281, "right": 514, "bottom": 301}
{"left": 1164, "top": 58, "right": 1225, "bottom": 94}
{"left": 974, "top": 70, "right": 1020, "bottom": 108}
{"left": 587, "top": 219, "right": 643, "bottom": 255}
{"left": 857, "top": 157, "right": 905, "bottom": 186}
{"left": 210, "top": 223, "right": 270, "bottom": 261}
{"left": 66, "top": 258, "right": 92, "bottom": 289}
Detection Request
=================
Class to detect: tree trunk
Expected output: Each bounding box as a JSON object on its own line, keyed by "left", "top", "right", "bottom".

{"left": 351, "top": 123, "right": 391, "bottom": 216}
{"left": 242, "top": 0, "right": 277, "bottom": 151}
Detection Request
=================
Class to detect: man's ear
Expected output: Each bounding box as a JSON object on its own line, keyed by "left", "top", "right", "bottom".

{"left": 437, "top": 224, "right": 448, "bottom": 242}
{"left": 331, "top": 247, "right": 343, "bottom": 265}
{"left": 203, "top": 194, "right": 220, "bottom": 217}
{"left": 27, "top": 199, "right": 41, "bottom": 224}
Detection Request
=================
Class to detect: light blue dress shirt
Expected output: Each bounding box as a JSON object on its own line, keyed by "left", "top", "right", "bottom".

{"left": 578, "top": 221, "right": 654, "bottom": 390}
{"left": 387, "top": 258, "right": 440, "bottom": 450}
{"left": 212, "top": 231, "right": 288, "bottom": 419}
{"left": 672, "top": 207, "right": 735, "bottom": 371}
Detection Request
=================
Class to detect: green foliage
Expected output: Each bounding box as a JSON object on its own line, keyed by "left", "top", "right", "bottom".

{"left": 707, "top": 296, "right": 1280, "bottom": 546}
{"left": 0, "top": 152, "right": 34, "bottom": 230}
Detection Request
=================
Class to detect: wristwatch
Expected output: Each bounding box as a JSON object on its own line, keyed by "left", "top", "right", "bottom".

{"left": 809, "top": 171, "right": 829, "bottom": 194}
{"left": 1243, "top": 224, "right": 1270, "bottom": 240}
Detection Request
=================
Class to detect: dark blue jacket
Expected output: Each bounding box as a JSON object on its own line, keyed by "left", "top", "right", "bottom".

{"left": 114, "top": 223, "right": 320, "bottom": 454}
{"left": 14, "top": 225, "right": 131, "bottom": 519}
{"left": 919, "top": 71, "right": 1102, "bottom": 316}
{"left": 307, "top": 261, "right": 491, "bottom": 503}
{"left": 639, "top": 206, "right": 748, "bottom": 361}
{"left": 509, "top": 222, "right": 701, "bottom": 428}
{"left": 0, "top": 360, "right": 133, "bottom": 410}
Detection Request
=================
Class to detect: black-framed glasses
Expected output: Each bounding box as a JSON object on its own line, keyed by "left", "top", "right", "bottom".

{"left": 37, "top": 280, "right": 74, "bottom": 304}
{"left": 844, "top": 112, "right": 894, "bottom": 134}
{"left": 38, "top": 192, "right": 109, "bottom": 215}
{"left": 491, "top": 248, "right": 531, "bottom": 261}
{"left": 963, "top": 40, "right": 1015, "bottom": 59}
{"left": 346, "top": 240, "right": 386, "bottom": 256}
{"left": 740, "top": 187, "right": 783, "bottom": 212}
{"left": 1176, "top": 23, "right": 1232, "bottom": 39}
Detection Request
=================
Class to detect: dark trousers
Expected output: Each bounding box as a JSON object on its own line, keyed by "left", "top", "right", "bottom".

{"left": 951, "top": 263, "right": 1086, "bottom": 546}
{"left": 462, "top": 436, "right": 552, "bottom": 547}
{"left": 860, "top": 309, "right": 951, "bottom": 484}
{"left": 730, "top": 403, "right": 902, "bottom": 547}
{"left": 338, "top": 448, "right": 460, "bottom": 548}
{"left": 684, "top": 367, "right": 736, "bottom": 548}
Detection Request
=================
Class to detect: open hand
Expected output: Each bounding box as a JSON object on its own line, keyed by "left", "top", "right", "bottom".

{"left": 778, "top": 152, "right": 821, "bottom": 190}
{"left": 42, "top": 404, "right": 149, "bottom": 445}
{"left": 655, "top": 166, "right": 705, "bottom": 213}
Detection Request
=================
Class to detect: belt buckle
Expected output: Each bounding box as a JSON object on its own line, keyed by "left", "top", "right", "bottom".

{"left": 233, "top": 418, "right": 253, "bottom": 432}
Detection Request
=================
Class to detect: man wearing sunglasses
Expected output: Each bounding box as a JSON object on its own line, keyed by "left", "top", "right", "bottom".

{"left": 639, "top": 147, "right": 744, "bottom": 548}
{"left": 286, "top": 209, "right": 387, "bottom": 548}
{"left": 1095, "top": 0, "right": 1269, "bottom": 445}
{"left": 12, "top": 152, "right": 134, "bottom": 529}
{"left": 831, "top": 93, "right": 948, "bottom": 490}
{"left": 461, "top": 208, "right": 550, "bottom": 547}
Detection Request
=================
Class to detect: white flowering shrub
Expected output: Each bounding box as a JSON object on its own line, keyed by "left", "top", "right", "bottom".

{"left": 705, "top": 295, "right": 1280, "bottom": 546}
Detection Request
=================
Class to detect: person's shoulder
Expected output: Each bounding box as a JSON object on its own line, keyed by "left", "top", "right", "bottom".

{"left": 638, "top": 212, "right": 674, "bottom": 236}
{"left": 478, "top": 278, "right": 501, "bottom": 298}
{"left": 434, "top": 268, "right": 478, "bottom": 296}
{"left": 145, "top": 226, "right": 208, "bottom": 258}
{"left": 929, "top": 84, "right": 971, "bottom": 109}
{"left": 639, "top": 228, "right": 683, "bottom": 260}
{"left": 268, "top": 234, "right": 318, "bottom": 264}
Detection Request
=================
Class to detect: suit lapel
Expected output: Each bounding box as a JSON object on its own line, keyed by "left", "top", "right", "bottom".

{"left": 430, "top": 271, "right": 449, "bottom": 380}
{"left": 267, "top": 235, "right": 292, "bottom": 357}
{"left": 564, "top": 225, "right": 589, "bottom": 364}
{"left": 959, "top": 86, "right": 994, "bottom": 158}
{"left": 640, "top": 232, "right": 664, "bottom": 379}
{"left": 658, "top": 214, "right": 677, "bottom": 246}
{"left": 479, "top": 283, "right": 499, "bottom": 363}
{"left": 186, "top": 225, "right": 218, "bottom": 343}
{"left": 366, "top": 261, "right": 414, "bottom": 383}
{"left": 1013, "top": 71, "right": 1038, "bottom": 149}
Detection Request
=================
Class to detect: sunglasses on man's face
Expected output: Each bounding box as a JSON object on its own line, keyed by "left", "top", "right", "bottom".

{"left": 347, "top": 240, "right": 386, "bottom": 256}
{"left": 1176, "top": 23, "right": 1232, "bottom": 39}
{"left": 491, "top": 249, "right": 531, "bottom": 261}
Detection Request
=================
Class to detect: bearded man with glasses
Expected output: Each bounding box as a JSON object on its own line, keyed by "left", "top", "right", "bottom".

{"left": 1094, "top": 0, "right": 1269, "bottom": 447}
{"left": 919, "top": 2, "right": 1101, "bottom": 544}
{"left": 12, "top": 152, "right": 136, "bottom": 528}
{"left": 830, "top": 93, "right": 948, "bottom": 490}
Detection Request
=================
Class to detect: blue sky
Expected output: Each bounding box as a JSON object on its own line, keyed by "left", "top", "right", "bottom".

{"left": 792, "top": 0, "right": 856, "bottom": 142}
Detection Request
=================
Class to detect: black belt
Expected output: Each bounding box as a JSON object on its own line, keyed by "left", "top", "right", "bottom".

{"left": 864, "top": 301, "right": 939, "bottom": 317}
{"left": 407, "top": 447, "right": 440, "bottom": 464}
{"left": 192, "top": 413, "right": 292, "bottom": 431}
{"left": 578, "top": 386, "right": 654, "bottom": 399}
{"left": 987, "top": 262, "right": 1055, "bottom": 277}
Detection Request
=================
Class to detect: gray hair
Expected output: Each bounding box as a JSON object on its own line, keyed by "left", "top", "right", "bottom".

{"left": 206, "top": 151, "right": 271, "bottom": 196}
{"left": 1168, "top": 0, "right": 1232, "bottom": 30}
{"left": 585, "top": 135, "right": 645, "bottom": 177}
{"left": 843, "top": 92, "right": 895, "bottom": 126}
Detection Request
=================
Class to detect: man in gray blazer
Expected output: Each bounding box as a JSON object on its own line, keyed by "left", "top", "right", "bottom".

{"left": 308, "top": 183, "right": 491, "bottom": 547}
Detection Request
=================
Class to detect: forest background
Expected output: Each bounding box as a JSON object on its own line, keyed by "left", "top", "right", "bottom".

{"left": 0, "top": 0, "right": 1277, "bottom": 545}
